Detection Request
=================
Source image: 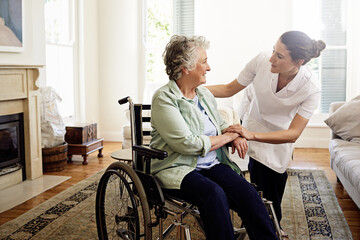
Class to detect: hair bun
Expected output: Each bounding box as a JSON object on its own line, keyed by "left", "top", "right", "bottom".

{"left": 313, "top": 40, "right": 326, "bottom": 58}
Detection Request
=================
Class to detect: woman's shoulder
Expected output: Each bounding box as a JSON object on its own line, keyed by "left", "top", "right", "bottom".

{"left": 197, "top": 86, "right": 216, "bottom": 99}
{"left": 152, "top": 81, "right": 180, "bottom": 105}
{"left": 298, "top": 66, "right": 321, "bottom": 93}
{"left": 301, "top": 66, "right": 318, "bottom": 85}
{"left": 197, "top": 86, "right": 218, "bottom": 106}
{"left": 153, "top": 83, "right": 170, "bottom": 95}
{"left": 245, "top": 51, "right": 272, "bottom": 72}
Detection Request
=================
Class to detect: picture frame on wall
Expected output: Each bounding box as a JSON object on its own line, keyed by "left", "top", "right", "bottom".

{"left": 0, "top": 0, "right": 24, "bottom": 52}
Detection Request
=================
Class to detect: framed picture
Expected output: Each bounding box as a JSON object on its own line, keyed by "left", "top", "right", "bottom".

{"left": 0, "top": 0, "right": 24, "bottom": 52}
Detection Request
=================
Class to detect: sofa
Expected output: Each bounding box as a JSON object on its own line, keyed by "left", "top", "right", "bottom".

{"left": 121, "top": 105, "right": 250, "bottom": 171}
{"left": 325, "top": 95, "right": 360, "bottom": 209}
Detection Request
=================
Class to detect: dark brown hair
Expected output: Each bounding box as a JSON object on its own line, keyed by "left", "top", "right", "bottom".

{"left": 280, "top": 31, "right": 326, "bottom": 65}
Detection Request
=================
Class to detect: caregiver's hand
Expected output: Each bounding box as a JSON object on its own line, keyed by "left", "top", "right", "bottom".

{"left": 226, "top": 124, "right": 254, "bottom": 141}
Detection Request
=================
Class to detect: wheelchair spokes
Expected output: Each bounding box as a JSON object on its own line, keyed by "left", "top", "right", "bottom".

{"left": 96, "top": 162, "right": 152, "bottom": 240}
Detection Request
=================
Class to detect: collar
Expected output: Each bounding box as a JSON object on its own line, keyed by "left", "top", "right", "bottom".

{"left": 168, "top": 80, "right": 204, "bottom": 103}
{"left": 285, "top": 66, "right": 310, "bottom": 92}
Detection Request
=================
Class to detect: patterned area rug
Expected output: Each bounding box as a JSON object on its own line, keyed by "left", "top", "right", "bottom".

{"left": 0, "top": 169, "right": 353, "bottom": 240}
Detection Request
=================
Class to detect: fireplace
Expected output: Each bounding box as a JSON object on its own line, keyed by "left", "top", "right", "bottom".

{"left": 0, "top": 66, "right": 43, "bottom": 190}
{"left": 0, "top": 113, "right": 25, "bottom": 180}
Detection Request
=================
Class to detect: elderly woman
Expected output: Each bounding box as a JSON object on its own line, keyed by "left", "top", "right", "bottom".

{"left": 150, "top": 35, "right": 277, "bottom": 240}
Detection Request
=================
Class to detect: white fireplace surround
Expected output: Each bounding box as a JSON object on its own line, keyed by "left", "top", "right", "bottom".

{"left": 0, "top": 65, "right": 43, "bottom": 190}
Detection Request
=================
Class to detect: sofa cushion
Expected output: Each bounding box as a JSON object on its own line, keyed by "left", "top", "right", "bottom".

{"left": 324, "top": 96, "right": 360, "bottom": 141}
{"left": 329, "top": 139, "right": 360, "bottom": 194}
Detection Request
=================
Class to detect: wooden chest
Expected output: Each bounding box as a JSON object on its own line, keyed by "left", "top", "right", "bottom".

{"left": 65, "top": 123, "right": 97, "bottom": 144}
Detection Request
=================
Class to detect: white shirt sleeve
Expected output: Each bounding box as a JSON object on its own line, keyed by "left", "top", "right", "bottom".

{"left": 297, "top": 91, "right": 321, "bottom": 119}
{"left": 237, "top": 52, "right": 269, "bottom": 87}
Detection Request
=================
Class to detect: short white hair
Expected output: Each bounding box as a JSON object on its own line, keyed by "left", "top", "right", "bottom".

{"left": 163, "top": 35, "right": 210, "bottom": 81}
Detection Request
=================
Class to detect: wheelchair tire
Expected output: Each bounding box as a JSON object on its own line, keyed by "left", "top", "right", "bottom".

{"left": 96, "top": 161, "right": 152, "bottom": 240}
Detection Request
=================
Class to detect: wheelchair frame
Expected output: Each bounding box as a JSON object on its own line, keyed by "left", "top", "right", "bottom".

{"left": 95, "top": 96, "right": 282, "bottom": 240}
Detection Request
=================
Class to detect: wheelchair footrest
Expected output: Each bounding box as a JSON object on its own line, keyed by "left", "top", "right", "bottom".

{"left": 165, "top": 195, "right": 188, "bottom": 207}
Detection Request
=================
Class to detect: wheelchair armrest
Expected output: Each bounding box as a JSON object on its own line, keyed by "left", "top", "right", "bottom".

{"left": 132, "top": 145, "right": 168, "bottom": 160}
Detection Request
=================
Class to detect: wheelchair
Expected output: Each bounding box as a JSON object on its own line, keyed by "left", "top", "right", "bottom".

{"left": 95, "top": 96, "right": 283, "bottom": 240}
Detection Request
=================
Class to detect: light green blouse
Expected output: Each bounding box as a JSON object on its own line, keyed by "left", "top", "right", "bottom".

{"left": 150, "top": 80, "right": 241, "bottom": 189}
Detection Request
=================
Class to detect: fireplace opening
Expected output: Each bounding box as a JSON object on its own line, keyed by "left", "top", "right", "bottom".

{"left": 0, "top": 113, "right": 25, "bottom": 180}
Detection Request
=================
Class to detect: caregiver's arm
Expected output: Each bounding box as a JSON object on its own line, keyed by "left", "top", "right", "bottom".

{"left": 226, "top": 114, "right": 309, "bottom": 144}
{"left": 205, "top": 79, "right": 246, "bottom": 98}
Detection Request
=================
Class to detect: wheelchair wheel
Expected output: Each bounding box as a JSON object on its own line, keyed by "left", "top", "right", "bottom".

{"left": 96, "top": 161, "right": 152, "bottom": 239}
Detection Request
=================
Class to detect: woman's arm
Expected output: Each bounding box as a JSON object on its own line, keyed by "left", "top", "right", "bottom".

{"left": 205, "top": 79, "right": 246, "bottom": 98}
{"left": 209, "top": 132, "right": 239, "bottom": 151}
{"left": 226, "top": 114, "right": 309, "bottom": 144}
{"left": 152, "top": 91, "right": 241, "bottom": 157}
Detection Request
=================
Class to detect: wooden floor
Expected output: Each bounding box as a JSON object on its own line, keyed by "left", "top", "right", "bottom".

{"left": 0, "top": 142, "right": 359, "bottom": 239}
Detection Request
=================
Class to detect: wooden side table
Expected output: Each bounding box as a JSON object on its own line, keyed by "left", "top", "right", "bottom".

{"left": 67, "top": 138, "right": 104, "bottom": 165}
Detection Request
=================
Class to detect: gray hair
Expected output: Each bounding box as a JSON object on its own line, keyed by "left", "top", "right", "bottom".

{"left": 163, "top": 35, "right": 210, "bottom": 81}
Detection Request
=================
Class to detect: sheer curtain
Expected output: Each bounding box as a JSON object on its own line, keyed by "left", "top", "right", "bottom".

{"left": 44, "top": 0, "right": 77, "bottom": 118}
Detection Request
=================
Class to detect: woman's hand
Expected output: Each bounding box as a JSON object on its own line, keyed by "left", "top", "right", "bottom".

{"left": 226, "top": 124, "right": 254, "bottom": 140}
{"left": 231, "top": 137, "right": 248, "bottom": 159}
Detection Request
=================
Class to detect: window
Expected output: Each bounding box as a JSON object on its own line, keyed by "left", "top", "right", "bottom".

{"left": 44, "top": 0, "right": 77, "bottom": 118}
{"left": 142, "top": 0, "right": 194, "bottom": 102}
{"left": 144, "top": 0, "right": 173, "bottom": 84}
{"left": 293, "top": 0, "right": 347, "bottom": 113}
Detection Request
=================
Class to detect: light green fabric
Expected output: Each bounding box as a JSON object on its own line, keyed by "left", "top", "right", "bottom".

{"left": 150, "top": 80, "right": 241, "bottom": 189}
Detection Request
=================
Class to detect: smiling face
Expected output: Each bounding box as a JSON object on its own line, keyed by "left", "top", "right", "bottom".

{"left": 188, "top": 48, "right": 211, "bottom": 86}
{"left": 269, "top": 40, "right": 302, "bottom": 75}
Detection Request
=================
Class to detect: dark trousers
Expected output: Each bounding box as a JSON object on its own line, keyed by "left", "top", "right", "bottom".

{"left": 248, "top": 157, "right": 288, "bottom": 226}
{"left": 164, "top": 164, "right": 277, "bottom": 240}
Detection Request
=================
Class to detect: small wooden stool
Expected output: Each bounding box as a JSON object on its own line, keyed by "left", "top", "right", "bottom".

{"left": 67, "top": 138, "right": 104, "bottom": 165}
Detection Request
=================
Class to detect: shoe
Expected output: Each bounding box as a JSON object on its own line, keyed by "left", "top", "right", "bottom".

{"left": 280, "top": 229, "right": 289, "bottom": 239}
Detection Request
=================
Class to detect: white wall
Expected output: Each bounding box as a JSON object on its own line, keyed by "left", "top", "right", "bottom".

{"left": 348, "top": 0, "right": 360, "bottom": 99}
{"left": 78, "top": 0, "right": 99, "bottom": 124}
{"left": 97, "top": 0, "right": 141, "bottom": 141}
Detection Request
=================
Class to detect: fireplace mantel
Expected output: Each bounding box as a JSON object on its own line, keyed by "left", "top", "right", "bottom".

{"left": 0, "top": 65, "right": 43, "bottom": 190}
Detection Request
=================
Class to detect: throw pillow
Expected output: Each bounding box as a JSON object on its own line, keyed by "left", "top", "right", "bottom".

{"left": 324, "top": 96, "right": 360, "bottom": 141}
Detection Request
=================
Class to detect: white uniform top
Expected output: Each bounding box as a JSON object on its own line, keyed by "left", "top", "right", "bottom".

{"left": 237, "top": 52, "right": 320, "bottom": 173}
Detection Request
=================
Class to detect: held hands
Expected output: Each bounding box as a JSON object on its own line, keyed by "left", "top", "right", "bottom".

{"left": 231, "top": 137, "right": 248, "bottom": 159}
{"left": 226, "top": 124, "right": 253, "bottom": 140}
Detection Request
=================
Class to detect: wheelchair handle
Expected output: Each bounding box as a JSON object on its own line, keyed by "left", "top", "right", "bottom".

{"left": 118, "top": 96, "right": 131, "bottom": 105}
